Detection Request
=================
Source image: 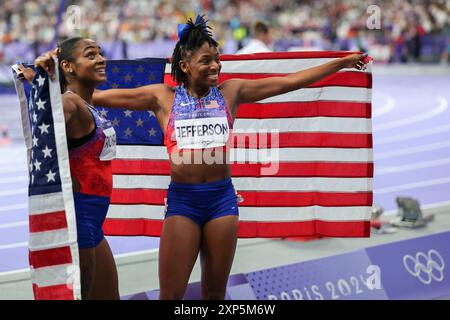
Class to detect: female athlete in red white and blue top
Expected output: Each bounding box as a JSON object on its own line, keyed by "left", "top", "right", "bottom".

{"left": 68, "top": 100, "right": 116, "bottom": 197}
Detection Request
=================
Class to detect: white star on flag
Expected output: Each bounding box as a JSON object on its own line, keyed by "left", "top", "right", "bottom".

{"left": 124, "top": 73, "right": 133, "bottom": 82}
{"left": 135, "top": 118, "right": 144, "bottom": 127}
{"left": 36, "top": 99, "right": 46, "bottom": 110}
{"left": 148, "top": 111, "right": 155, "bottom": 117}
{"left": 124, "top": 127, "right": 133, "bottom": 137}
{"left": 36, "top": 75, "right": 45, "bottom": 87}
{"left": 111, "top": 117, "right": 120, "bottom": 127}
{"left": 124, "top": 110, "right": 133, "bottom": 117}
{"left": 99, "top": 109, "right": 108, "bottom": 117}
{"left": 148, "top": 127, "right": 156, "bottom": 136}
{"left": 42, "top": 145, "right": 53, "bottom": 158}
{"left": 32, "top": 112, "right": 38, "bottom": 123}
{"left": 32, "top": 135, "right": 39, "bottom": 147}
{"left": 38, "top": 122, "right": 50, "bottom": 134}
{"left": 45, "top": 169, "right": 56, "bottom": 182}
{"left": 33, "top": 159, "right": 42, "bottom": 171}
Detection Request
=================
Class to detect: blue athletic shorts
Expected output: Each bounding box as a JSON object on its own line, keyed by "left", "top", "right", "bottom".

{"left": 165, "top": 177, "right": 239, "bottom": 226}
{"left": 73, "top": 192, "right": 110, "bottom": 249}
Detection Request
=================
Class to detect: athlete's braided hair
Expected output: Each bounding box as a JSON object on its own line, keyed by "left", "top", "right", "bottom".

{"left": 171, "top": 15, "right": 218, "bottom": 85}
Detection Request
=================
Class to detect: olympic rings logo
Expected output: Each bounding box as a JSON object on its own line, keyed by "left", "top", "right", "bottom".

{"left": 402, "top": 249, "right": 445, "bottom": 285}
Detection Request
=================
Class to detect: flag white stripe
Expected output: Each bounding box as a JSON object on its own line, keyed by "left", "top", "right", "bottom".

{"left": 166, "top": 59, "right": 369, "bottom": 74}
{"left": 29, "top": 192, "right": 65, "bottom": 215}
{"left": 48, "top": 57, "right": 80, "bottom": 299}
{"left": 113, "top": 175, "right": 372, "bottom": 192}
{"left": 235, "top": 118, "right": 371, "bottom": 133}
{"left": 107, "top": 204, "right": 371, "bottom": 222}
{"left": 31, "top": 264, "right": 72, "bottom": 287}
{"left": 29, "top": 228, "right": 69, "bottom": 251}
{"left": 115, "top": 145, "right": 373, "bottom": 162}
{"left": 259, "top": 87, "right": 371, "bottom": 104}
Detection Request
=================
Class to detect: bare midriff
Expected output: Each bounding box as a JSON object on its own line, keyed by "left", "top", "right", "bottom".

{"left": 169, "top": 149, "right": 231, "bottom": 183}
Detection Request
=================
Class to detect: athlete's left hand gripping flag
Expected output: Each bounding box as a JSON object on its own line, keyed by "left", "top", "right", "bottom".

{"left": 12, "top": 60, "right": 81, "bottom": 300}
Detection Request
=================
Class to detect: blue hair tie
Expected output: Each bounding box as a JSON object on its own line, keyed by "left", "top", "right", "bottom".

{"left": 177, "top": 14, "right": 209, "bottom": 43}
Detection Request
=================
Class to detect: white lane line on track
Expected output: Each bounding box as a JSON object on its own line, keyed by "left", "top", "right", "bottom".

{"left": 0, "top": 221, "right": 27, "bottom": 229}
{"left": 375, "top": 176, "right": 450, "bottom": 194}
{"left": 376, "top": 123, "right": 450, "bottom": 145}
{"left": 0, "top": 204, "right": 27, "bottom": 213}
{"left": 0, "top": 242, "right": 28, "bottom": 250}
{"left": 376, "top": 140, "right": 450, "bottom": 160}
{"left": 374, "top": 96, "right": 448, "bottom": 132}
{"left": 376, "top": 157, "right": 450, "bottom": 175}
{"left": 0, "top": 176, "right": 28, "bottom": 185}
{"left": 372, "top": 94, "right": 395, "bottom": 118}
{"left": 0, "top": 188, "right": 28, "bottom": 197}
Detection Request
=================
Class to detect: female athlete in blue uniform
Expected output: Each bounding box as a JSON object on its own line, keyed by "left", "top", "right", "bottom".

{"left": 31, "top": 37, "right": 119, "bottom": 299}
{"left": 35, "top": 16, "right": 368, "bottom": 300}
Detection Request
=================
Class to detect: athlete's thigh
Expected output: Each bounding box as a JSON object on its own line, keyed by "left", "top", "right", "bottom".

{"left": 159, "top": 215, "right": 202, "bottom": 297}
{"left": 90, "top": 238, "right": 120, "bottom": 300}
{"left": 78, "top": 247, "right": 96, "bottom": 300}
{"left": 200, "top": 215, "right": 239, "bottom": 298}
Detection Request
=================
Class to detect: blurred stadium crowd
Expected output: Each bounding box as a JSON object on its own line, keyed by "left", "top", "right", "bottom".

{"left": 0, "top": 0, "right": 449, "bottom": 64}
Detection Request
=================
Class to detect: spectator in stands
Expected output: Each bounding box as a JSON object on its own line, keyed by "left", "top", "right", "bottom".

{"left": 236, "top": 20, "right": 272, "bottom": 54}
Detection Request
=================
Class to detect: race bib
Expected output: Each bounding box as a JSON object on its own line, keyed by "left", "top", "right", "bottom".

{"left": 99, "top": 125, "right": 116, "bottom": 161}
{"left": 174, "top": 116, "right": 230, "bottom": 149}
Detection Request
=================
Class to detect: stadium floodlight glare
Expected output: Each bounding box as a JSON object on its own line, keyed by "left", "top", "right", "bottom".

{"left": 390, "top": 197, "right": 429, "bottom": 228}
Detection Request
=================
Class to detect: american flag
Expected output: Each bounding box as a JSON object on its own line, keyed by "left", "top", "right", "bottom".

{"left": 14, "top": 64, "right": 81, "bottom": 300}
{"left": 102, "top": 52, "right": 373, "bottom": 238}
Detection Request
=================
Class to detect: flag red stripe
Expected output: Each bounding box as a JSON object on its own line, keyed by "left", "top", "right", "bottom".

{"left": 32, "top": 284, "right": 74, "bottom": 300}
{"left": 112, "top": 160, "right": 373, "bottom": 178}
{"left": 103, "top": 218, "right": 163, "bottom": 236}
{"left": 236, "top": 101, "right": 371, "bottom": 119}
{"left": 29, "top": 246, "right": 73, "bottom": 269}
{"left": 217, "top": 72, "right": 372, "bottom": 88}
{"left": 29, "top": 211, "right": 68, "bottom": 233}
{"left": 103, "top": 218, "right": 370, "bottom": 237}
{"left": 237, "top": 220, "right": 371, "bottom": 237}
{"left": 110, "top": 189, "right": 372, "bottom": 207}
{"left": 164, "top": 71, "right": 371, "bottom": 88}
{"left": 230, "top": 132, "right": 373, "bottom": 148}
{"left": 113, "top": 132, "right": 372, "bottom": 151}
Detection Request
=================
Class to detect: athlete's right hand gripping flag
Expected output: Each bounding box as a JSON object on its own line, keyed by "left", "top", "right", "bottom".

{"left": 103, "top": 51, "right": 373, "bottom": 238}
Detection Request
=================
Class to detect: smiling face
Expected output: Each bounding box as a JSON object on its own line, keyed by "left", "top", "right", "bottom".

{"left": 180, "top": 41, "right": 221, "bottom": 91}
{"left": 61, "top": 39, "right": 107, "bottom": 85}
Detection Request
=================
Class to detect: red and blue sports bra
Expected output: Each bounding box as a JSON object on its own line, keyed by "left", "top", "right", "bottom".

{"left": 68, "top": 94, "right": 116, "bottom": 197}
{"left": 164, "top": 86, "right": 233, "bottom": 154}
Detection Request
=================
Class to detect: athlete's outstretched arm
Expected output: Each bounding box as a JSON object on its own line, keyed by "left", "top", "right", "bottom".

{"left": 222, "top": 53, "right": 368, "bottom": 111}
{"left": 93, "top": 84, "right": 169, "bottom": 112}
